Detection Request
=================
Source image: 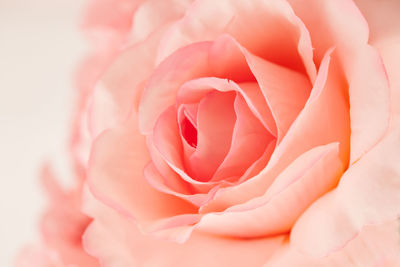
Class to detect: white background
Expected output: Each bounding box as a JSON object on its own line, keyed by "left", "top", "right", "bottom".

{"left": 0, "top": 1, "right": 86, "bottom": 265}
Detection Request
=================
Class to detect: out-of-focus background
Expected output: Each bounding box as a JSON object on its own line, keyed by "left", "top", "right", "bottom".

{"left": 0, "top": 1, "right": 86, "bottom": 265}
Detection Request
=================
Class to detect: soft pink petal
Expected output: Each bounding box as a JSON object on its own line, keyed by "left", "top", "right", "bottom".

{"left": 88, "top": 28, "right": 164, "bottom": 137}
{"left": 242, "top": 46, "right": 311, "bottom": 142}
{"left": 130, "top": 0, "right": 193, "bottom": 43}
{"left": 83, "top": 0, "right": 140, "bottom": 34}
{"left": 139, "top": 41, "right": 212, "bottom": 134}
{"left": 288, "top": 0, "right": 390, "bottom": 164}
{"left": 83, "top": 191, "right": 286, "bottom": 267}
{"left": 264, "top": 220, "right": 400, "bottom": 267}
{"left": 354, "top": 0, "right": 400, "bottom": 123}
{"left": 16, "top": 246, "right": 63, "bottom": 267}
{"left": 197, "top": 143, "right": 343, "bottom": 237}
{"left": 291, "top": 127, "right": 400, "bottom": 257}
{"left": 146, "top": 134, "right": 193, "bottom": 195}
{"left": 87, "top": 110, "right": 198, "bottom": 230}
{"left": 158, "top": 0, "right": 316, "bottom": 80}
{"left": 144, "top": 163, "right": 219, "bottom": 207}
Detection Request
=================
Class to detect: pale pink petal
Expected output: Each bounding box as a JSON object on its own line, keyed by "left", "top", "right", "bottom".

{"left": 83, "top": 192, "right": 286, "bottom": 267}
{"left": 264, "top": 220, "right": 400, "bottom": 266}
{"left": 158, "top": 0, "right": 316, "bottom": 80}
{"left": 236, "top": 140, "right": 276, "bottom": 184}
{"left": 144, "top": 163, "right": 219, "bottom": 207}
{"left": 88, "top": 28, "right": 164, "bottom": 137}
{"left": 146, "top": 134, "right": 192, "bottom": 195}
{"left": 16, "top": 246, "right": 63, "bottom": 267}
{"left": 87, "top": 110, "right": 198, "bottom": 227}
{"left": 288, "top": 0, "right": 390, "bottom": 164}
{"left": 291, "top": 127, "right": 400, "bottom": 257}
{"left": 83, "top": 0, "right": 140, "bottom": 34}
{"left": 130, "top": 0, "right": 193, "bottom": 43}
{"left": 354, "top": 0, "right": 400, "bottom": 123}
{"left": 197, "top": 143, "right": 343, "bottom": 237}
{"left": 27, "top": 165, "right": 100, "bottom": 267}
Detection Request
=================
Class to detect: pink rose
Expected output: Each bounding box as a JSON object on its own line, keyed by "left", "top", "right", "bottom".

{"left": 29, "top": 0, "right": 400, "bottom": 266}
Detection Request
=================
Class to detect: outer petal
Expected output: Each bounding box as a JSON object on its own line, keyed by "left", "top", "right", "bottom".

{"left": 354, "top": 0, "right": 400, "bottom": 122}
{"left": 87, "top": 110, "right": 200, "bottom": 235}
{"left": 264, "top": 220, "right": 400, "bottom": 267}
{"left": 287, "top": 0, "right": 391, "bottom": 164}
{"left": 157, "top": 0, "right": 316, "bottom": 80}
{"left": 88, "top": 0, "right": 195, "bottom": 137}
{"left": 88, "top": 28, "right": 164, "bottom": 136}
{"left": 290, "top": 127, "right": 400, "bottom": 257}
{"left": 197, "top": 143, "right": 343, "bottom": 237}
{"left": 83, "top": 189, "right": 286, "bottom": 267}
{"left": 130, "top": 0, "right": 193, "bottom": 43}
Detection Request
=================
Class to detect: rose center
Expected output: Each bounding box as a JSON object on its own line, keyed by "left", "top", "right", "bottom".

{"left": 181, "top": 117, "right": 197, "bottom": 148}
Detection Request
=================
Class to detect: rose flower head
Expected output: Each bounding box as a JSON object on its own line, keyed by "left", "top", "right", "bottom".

{"left": 25, "top": 0, "right": 400, "bottom": 266}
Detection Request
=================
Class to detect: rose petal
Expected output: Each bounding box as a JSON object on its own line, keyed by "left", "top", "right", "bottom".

{"left": 144, "top": 163, "right": 219, "bottom": 207}
{"left": 197, "top": 143, "right": 343, "bottom": 237}
{"left": 89, "top": 28, "right": 164, "bottom": 137}
{"left": 158, "top": 0, "right": 316, "bottom": 80}
{"left": 291, "top": 127, "right": 400, "bottom": 257}
{"left": 87, "top": 110, "right": 198, "bottom": 227}
{"left": 354, "top": 0, "right": 400, "bottom": 124}
{"left": 130, "top": 0, "right": 193, "bottom": 43}
{"left": 264, "top": 220, "right": 400, "bottom": 266}
{"left": 83, "top": 0, "right": 140, "bottom": 34}
{"left": 287, "top": 0, "right": 390, "bottom": 164}
{"left": 242, "top": 45, "right": 311, "bottom": 142}
{"left": 83, "top": 191, "right": 286, "bottom": 267}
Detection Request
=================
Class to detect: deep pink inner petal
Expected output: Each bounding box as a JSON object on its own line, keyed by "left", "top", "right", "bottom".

{"left": 181, "top": 117, "right": 197, "bottom": 148}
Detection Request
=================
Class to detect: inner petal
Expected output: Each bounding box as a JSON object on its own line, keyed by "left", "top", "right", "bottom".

{"left": 211, "top": 94, "right": 275, "bottom": 181}
{"left": 186, "top": 91, "right": 237, "bottom": 182}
